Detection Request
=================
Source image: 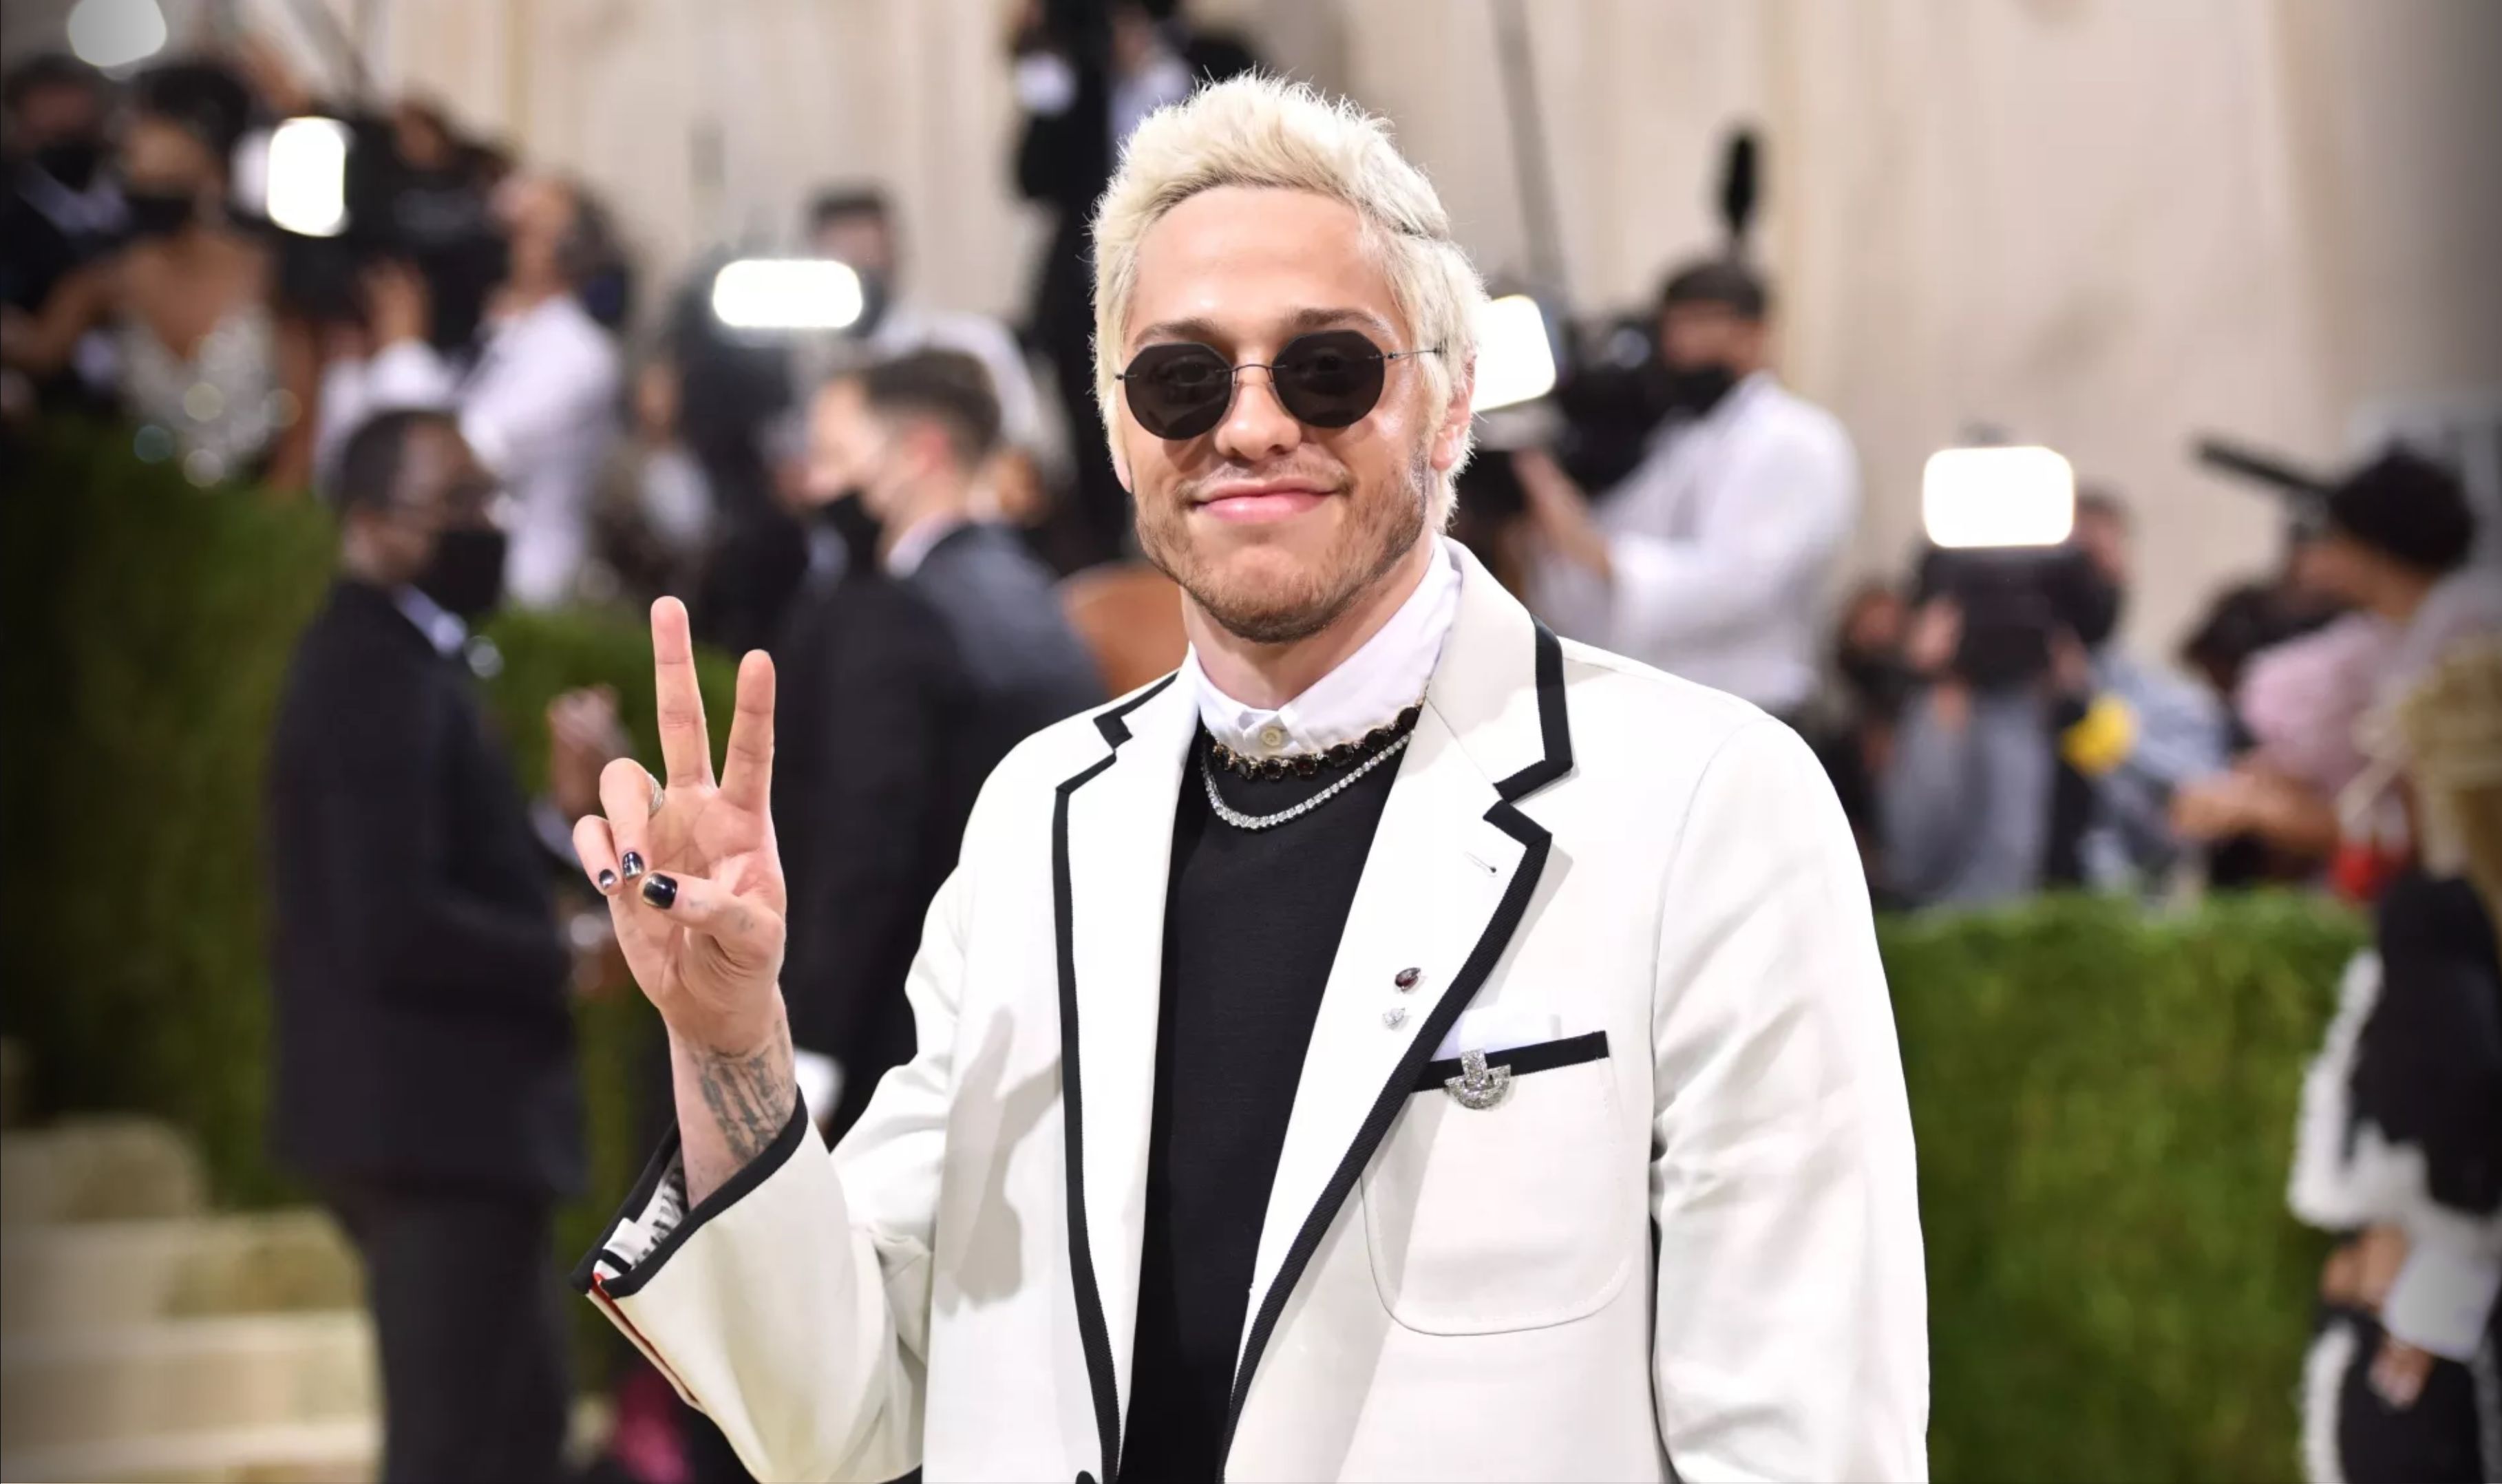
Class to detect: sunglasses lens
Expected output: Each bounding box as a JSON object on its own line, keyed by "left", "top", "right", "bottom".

{"left": 1123, "top": 343, "right": 1233, "bottom": 439}
{"left": 1272, "top": 331, "right": 1387, "bottom": 428}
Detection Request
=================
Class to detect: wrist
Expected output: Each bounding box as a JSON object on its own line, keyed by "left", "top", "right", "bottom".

{"left": 668, "top": 995, "right": 789, "bottom": 1068}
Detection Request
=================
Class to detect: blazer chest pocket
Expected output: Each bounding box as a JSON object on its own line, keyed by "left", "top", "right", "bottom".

{"left": 1361, "top": 1031, "right": 1633, "bottom": 1335}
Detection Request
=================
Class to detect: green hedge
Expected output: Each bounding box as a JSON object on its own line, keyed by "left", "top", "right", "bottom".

{"left": 1886, "top": 892, "right": 2361, "bottom": 1481}
{"left": 2, "top": 424, "right": 2364, "bottom": 1479}
{"left": 0, "top": 423, "right": 723, "bottom": 1271}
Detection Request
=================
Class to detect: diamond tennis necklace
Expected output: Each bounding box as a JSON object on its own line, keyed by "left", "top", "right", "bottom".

{"left": 1200, "top": 732, "right": 1413, "bottom": 831}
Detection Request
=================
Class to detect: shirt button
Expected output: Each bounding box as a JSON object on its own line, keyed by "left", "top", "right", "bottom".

{"left": 1258, "top": 724, "right": 1288, "bottom": 751}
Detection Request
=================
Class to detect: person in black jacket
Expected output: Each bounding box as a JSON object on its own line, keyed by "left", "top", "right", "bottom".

{"left": 1, "top": 55, "right": 123, "bottom": 410}
{"left": 266, "top": 408, "right": 591, "bottom": 1483}
{"left": 778, "top": 352, "right": 1104, "bottom": 1137}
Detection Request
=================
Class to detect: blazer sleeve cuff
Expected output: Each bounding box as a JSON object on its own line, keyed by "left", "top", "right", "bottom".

{"left": 570, "top": 1092, "right": 915, "bottom": 1480}
{"left": 571, "top": 1091, "right": 814, "bottom": 1300}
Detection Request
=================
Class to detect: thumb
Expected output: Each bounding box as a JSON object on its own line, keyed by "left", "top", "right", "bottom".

{"left": 633, "top": 869, "right": 784, "bottom": 966}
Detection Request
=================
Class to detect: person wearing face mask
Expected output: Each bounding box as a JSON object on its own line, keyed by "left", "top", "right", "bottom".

{"left": 315, "top": 173, "right": 624, "bottom": 608}
{"left": 1513, "top": 257, "right": 1860, "bottom": 725}
{"left": 266, "top": 407, "right": 604, "bottom": 1484}
{"left": 772, "top": 353, "right": 1102, "bottom": 1144}
{"left": 798, "top": 187, "right": 1047, "bottom": 498}
{"left": 1, "top": 60, "right": 317, "bottom": 487}
{"left": 2039, "top": 489, "right": 2230, "bottom": 891}
{"left": 0, "top": 54, "right": 124, "bottom": 407}
{"left": 1875, "top": 489, "right": 2227, "bottom": 910}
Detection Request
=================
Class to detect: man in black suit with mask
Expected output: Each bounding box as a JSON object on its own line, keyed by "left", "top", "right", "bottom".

{"left": 775, "top": 352, "right": 1102, "bottom": 1138}
{"left": 266, "top": 408, "right": 591, "bottom": 1483}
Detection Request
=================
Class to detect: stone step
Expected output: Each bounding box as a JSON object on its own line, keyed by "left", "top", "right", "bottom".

{"left": 0, "top": 1116, "right": 206, "bottom": 1225}
{"left": 0, "top": 1312, "right": 373, "bottom": 1454}
{"left": 0, "top": 1395, "right": 613, "bottom": 1483}
{"left": 0, "top": 1416, "right": 377, "bottom": 1484}
{"left": 1, "top": 1210, "right": 361, "bottom": 1335}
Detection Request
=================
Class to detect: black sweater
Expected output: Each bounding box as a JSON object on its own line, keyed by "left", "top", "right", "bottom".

{"left": 1121, "top": 729, "right": 1407, "bottom": 1480}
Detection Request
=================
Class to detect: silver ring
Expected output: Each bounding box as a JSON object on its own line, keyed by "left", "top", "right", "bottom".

{"left": 644, "top": 768, "right": 665, "bottom": 818}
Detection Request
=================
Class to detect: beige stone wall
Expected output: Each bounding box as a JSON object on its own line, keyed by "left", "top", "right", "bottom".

{"left": 256, "top": 0, "right": 2496, "bottom": 653}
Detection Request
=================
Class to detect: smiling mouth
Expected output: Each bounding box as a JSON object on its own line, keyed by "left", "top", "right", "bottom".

{"left": 1193, "top": 484, "right": 1335, "bottom": 524}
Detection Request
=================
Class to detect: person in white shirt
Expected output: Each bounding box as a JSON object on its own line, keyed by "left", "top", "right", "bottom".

{"left": 557, "top": 78, "right": 1922, "bottom": 1482}
{"left": 318, "top": 174, "right": 624, "bottom": 608}
{"left": 1515, "top": 259, "right": 1859, "bottom": 720}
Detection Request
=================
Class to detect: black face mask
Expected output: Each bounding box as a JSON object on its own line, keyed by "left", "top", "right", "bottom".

{"left": 1662, "top": 361, "right": 1739, "bottom": 418}
{"left": 2066, "top": 567, "right": 2125, "bottom": 650}
{"left": 1839, "top": 649, "right": 1917, "bottom": 720}
{"left": 414, "top": 526, "right": 509, "bottom": 621}
{"left": 123, "top": 189, "right": 197, "bottom": 240}
{"left": 816, "top": 489, "right": 884, "bottom": 567}
{"left": 35, "top": 138, "right": 105, "bottom": 191}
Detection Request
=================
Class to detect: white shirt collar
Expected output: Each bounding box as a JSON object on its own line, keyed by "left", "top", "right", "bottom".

{"left": 884, "top": 513, "right": 972, "bottom": 577}
{"left": 1182, "top": 537, "right": 1463, "bottom": 759}
{"left": 391, "top": 584, "right": 469, "bottom": 659}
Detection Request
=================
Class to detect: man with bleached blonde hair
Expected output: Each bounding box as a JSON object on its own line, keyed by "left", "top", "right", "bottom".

{"left": 566, "top": 74, "right": 1927, "bottom": 1482}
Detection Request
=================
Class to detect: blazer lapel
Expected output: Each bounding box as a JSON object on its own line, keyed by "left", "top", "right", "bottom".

{"left": 1224, "top": 546, "right": 1576, "bottom": 1459}
{"left": 1052, "top": 670, "right": 1195, "bottom": 1481}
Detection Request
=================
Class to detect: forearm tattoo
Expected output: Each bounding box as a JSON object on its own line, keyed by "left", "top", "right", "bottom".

{"left": 695, "top": 1032, "right": 794, "bottom": 1165}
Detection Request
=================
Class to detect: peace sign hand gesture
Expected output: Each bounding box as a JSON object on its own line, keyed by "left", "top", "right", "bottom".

{"left": 571, "top": 600, "right": 793, "bottom": 1188}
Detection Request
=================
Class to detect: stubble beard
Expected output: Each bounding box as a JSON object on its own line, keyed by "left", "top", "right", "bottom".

{"left": 1139, "top": 445, "right": 1434, "bottom": 646}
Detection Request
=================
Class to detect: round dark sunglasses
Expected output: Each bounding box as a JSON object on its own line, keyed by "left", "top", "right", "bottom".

{"left": 1116, "top": 329, "right": 1443, "bottom": 441}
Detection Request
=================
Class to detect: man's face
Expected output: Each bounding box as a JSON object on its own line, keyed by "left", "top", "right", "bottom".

{"left": 812, "top": 213, "right": 895, "bottom": 282}
{"left": 2073, "top": 508, "right": 2132, "bottom": 589}
{"left": 121, "top": 116, "right": 218, "bottom": 200}
{"left": 14, "top": 80, "right": 103, "bottom": 150}
{"left": 494, "top": 174, "right": 573, "bottom": 277}
{"left": 800, "top": 378, "right": 885, "bottom": 510}
{"left": 1657, "top": 301, "right": 1765, "bottom": 372}
{"left": 2298, "top": 532, "right": 2384, "bottom": 609}
{"left": 1112, "top": 186, "right": 1470, "bottom": 645}
{"left": 358, "top": 423, "right": 496, "bottom": 584}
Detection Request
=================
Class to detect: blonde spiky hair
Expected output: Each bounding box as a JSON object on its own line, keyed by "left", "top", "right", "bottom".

{"left": 1090, "top": 74, "right": 1487, "bottom": 524}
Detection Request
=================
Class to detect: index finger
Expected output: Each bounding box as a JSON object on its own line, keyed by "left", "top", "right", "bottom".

{"left": 650, "top": 596, "right": 715, "bottom": 789}
{"left": 717, "top": 649, "right": 777, "bottom": 814}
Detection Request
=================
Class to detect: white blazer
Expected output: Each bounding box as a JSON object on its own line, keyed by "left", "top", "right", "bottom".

{"left": 580, "top": 546, "right": 1928, "bottom": 1483}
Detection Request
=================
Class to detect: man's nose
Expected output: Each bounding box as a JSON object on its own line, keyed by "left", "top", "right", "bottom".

{"left": 1212, "top": 366, "right": 1302, "bottom": 466}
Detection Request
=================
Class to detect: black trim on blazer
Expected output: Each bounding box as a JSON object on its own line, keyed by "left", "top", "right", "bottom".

{"left": 1053, "top": 671, "right": 1178, "bottom": 1484}
{"left": 568, "top": 1090, "right": 813, "bottom": 1299}
{"left": 1216, "top": 622, "right": 1576, "bottom": 1478}
{"left": 1412, "top": 1029, "right": 1609, "bottom": 1091}
{"left": 1494, "top": 624, "right": 1574, "bottom": 801}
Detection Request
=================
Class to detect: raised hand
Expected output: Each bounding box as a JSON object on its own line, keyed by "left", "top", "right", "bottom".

{"left": 571, "top": 601, "right": 791, "bottom": 1166}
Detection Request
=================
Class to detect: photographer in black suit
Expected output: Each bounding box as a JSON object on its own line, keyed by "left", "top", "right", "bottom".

{"left": 266, "top": 408, "right": 598, "bottom": 1483}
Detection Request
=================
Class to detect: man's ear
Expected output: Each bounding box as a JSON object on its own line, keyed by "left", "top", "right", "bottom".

{"left": 1430, "top": 354, "right": 1476, "bottom": 475}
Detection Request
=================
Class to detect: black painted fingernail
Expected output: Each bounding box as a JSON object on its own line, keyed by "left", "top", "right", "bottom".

{"left": 620, "top": 851, "right": 645, "bottom": 880}
{"left": 595, "top": 869, "right": 618, "bottom": 893}
{"left": 640, "top": 873, "right": 678, "bottom": 909}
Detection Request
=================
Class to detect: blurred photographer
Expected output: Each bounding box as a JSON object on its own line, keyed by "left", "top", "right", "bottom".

{"left": 316, "top": 173, "right": 624, "bottom": 607}
{"left": 1879, "top": 491, "right": 2224, "bottom": 909}
{"left": 2, "top": 60, "right": 317, "bottom": 487}
{"left": 1, "top": 54, "right": 123, "bottom": 408}
{"left": 1516, "top": 257, "right": 1858, "bottom": 721}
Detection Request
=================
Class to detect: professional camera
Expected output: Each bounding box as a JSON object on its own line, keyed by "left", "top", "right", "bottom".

{"left": 1911, "top": 445, "right": 2114, "bottom": 690}
{"left": 261, "top": 107, "right": 507, "bottom": 346}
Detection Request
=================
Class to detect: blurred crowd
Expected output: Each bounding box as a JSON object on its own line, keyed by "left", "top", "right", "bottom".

{"left": 6, "top": 3, "right": 2497, "bottom": 1481}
